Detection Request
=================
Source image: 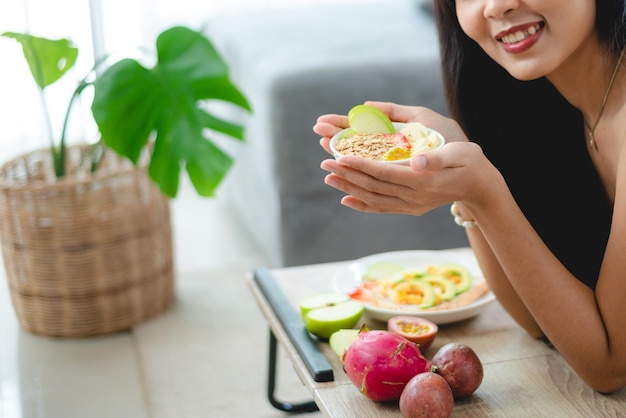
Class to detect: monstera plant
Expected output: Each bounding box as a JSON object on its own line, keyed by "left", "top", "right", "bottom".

{"left": 0, "top": 26, "right": 251, "bottom": 338}
{"left": 2, "top": 26, "right": 251, "bottom": 197}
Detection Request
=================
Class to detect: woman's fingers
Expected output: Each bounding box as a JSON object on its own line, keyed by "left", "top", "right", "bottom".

{"left": 320, "top": 142, "right": 485, "bottom": 213}
{"left": 364, "top": 101, "right": 468, "bottom": 144}
{"left": 313, "top": 114, "right": 349, "bottom": 136}
{"left": 320, "top": 137, "right": 332, "bottom": 155}
{"left": 364, "top": 101, "right": 424, "bottom": 123}
{"left": 323, "top": 169, "right": 416, "bottom": 214}
{"left": 322, "top": 156, "right": 413, "bottom": 189}
{"left": 313, "top": 114, "right": 350, "bottom": 155}
{"left": 409, "top": 142, "right": 473, "bottom": 172}
{"left": 321, "top": 157, "right": 432, "bottom": 213}
{"left": 316, "top": 113, "right": 349, "bottom": 127}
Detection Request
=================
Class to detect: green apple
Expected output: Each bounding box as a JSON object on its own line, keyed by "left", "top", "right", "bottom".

{"left": 299, "top": 293, "right": 364, "bottom": 339}
{"left": 339, "top": 127, "right": 357, "bottom": 139}
{"left": 329, "top": 328, "right": 360, "bottom": 358}
{"left": 348, "top": 104, "right": 395, "bottom": 134}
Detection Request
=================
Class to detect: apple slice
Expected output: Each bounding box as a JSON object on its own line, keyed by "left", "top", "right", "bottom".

{"left": 299, "top": 293, "right": 364, "bottom": 339}
{"left": 300, "top": 292, "right": 350, "bottom": 316}
{"left": 348, "top": 104, "right": 395, "bottom": 134}
{"left": 363, "top": 261, "right": 404, "bottom": 282}
{"left": 339, "top": 127, "right": 357, "bottom": 139}
{"left": 329, "top": 329, "right": 360, "bottom": 358}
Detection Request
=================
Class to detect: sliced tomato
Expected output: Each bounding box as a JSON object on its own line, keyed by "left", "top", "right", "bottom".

{"left": 388, "top": 132, "right": 412, "bottom": 149}
{"left": 348, "top": 281, "right": 378, "bottom": 302}
{"left": 387, "top": 315, "right": 438, "bottom": 351}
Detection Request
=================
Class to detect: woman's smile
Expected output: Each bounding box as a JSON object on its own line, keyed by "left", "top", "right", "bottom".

{"left": 456, "top": 0, "right": 597, "bottom": 80}
{"left": 496, "top": 22, "right": 545, "bottom": 54}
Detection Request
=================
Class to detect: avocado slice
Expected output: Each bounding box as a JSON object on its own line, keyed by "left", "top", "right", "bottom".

{"left": 388, "top": 279, "right": 436, "bottom": 308}
{"left": 382, "top": 268, "right": 426, "bottom": 286}
{"left": 420, "top": 274, "right": 456, "bottom": 302}
{"left": 438, "top": 263, "right": 473, "bottom": 294}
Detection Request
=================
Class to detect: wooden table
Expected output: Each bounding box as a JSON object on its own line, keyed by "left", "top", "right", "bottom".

{"left": 247, "top": 251, "right": 626, "bottom": 417}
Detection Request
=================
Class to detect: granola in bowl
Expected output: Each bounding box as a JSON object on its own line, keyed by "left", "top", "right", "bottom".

{"left": 330, "top": 122, "right": 445, "bottom": 164}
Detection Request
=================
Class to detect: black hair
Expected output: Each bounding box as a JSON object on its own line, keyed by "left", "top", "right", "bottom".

{"left": 429, "top": 0, "right": 622, "bottom": 289}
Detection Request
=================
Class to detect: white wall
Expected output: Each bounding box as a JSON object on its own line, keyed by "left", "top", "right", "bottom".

{"left": 0, "top": 0, "right": 366, "bottom": 164}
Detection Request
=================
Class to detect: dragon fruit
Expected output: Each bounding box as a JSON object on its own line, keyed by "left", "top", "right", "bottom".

{"left": 342, "top": 330, "right": 432, "bottom": 402}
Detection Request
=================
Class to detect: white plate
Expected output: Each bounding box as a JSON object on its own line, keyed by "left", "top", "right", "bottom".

{"left": 332, "top": 250, "right": 496, "bottom": 324}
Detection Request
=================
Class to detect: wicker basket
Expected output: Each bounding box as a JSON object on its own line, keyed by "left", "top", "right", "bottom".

{"left": 0, "top": 145, "right": 174, "bottom": 337}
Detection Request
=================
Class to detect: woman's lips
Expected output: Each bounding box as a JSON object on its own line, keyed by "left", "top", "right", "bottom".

{"left": 496, "top": 22, "right": 545, "bottom": 54}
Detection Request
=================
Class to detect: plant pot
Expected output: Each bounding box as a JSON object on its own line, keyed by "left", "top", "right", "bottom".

{"left": 0, "top": 145, "right": 174, "bottom": 337}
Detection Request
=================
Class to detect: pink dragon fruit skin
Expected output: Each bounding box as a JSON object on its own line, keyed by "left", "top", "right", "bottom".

{"left": 343, "top": 330, "right": 432, "bottom": 402}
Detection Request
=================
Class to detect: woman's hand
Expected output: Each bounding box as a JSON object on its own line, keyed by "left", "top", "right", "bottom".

{"left": 314, "top": 101, "right": 493, "bottom": 215}
{"left": 321, "top": 141, "right": 491, "bottom": 215}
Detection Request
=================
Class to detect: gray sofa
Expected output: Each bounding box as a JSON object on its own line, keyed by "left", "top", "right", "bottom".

{"left": 207, "top": 0, "right": 468, "bottom": 267}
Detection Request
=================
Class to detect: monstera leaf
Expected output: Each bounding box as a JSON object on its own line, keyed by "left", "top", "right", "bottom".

{"left": 92, "top": 26, "right": 251, "bottom": 198}
{"left": 2, "top": 32, "right": 79, "bottom": 176}
{"left": 2, "top": 32, "right": 78, "bottom": 88}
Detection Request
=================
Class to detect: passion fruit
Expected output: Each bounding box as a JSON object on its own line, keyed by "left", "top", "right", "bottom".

{"left": 387, "top": 316, "right": 438, "bottom": 352}
{"left": 432, "top": 342, "right": 483, "bottom": 398}
{"left": 399, "top": 372, "right": 454, "bottom": 418}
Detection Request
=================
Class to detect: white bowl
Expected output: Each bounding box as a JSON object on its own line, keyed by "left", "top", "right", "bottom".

{"left": 329, "top": 122, "right": 445, "bottom": 165}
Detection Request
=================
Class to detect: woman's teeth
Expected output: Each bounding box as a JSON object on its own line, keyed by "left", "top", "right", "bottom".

{"left": 500, "top": 24, "right": 542, "bottom": 44}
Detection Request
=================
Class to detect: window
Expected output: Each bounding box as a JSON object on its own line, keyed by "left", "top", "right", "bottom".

{"left": 1, "top": 0, "right": 366, "bottom": 162}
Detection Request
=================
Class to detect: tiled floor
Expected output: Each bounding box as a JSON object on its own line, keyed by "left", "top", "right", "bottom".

{"left": 0, "top": 178, "right": 322, "bottom": 418}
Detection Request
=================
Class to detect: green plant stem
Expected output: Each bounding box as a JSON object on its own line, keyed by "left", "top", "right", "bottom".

{"left": 89, "top": 141, "right": 105, "bottom": 173}
{"left": 37, "top": 87, "right": 64, "bottom": 177}
{"left": 58, "top": 78, "right": 92, "bottom": 178}
{"left": 26, "top": 33, "right": 64, "bottom": 178}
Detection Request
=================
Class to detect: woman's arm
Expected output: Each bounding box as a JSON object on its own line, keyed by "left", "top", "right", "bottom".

{"left": 314, "top": 102, "right": 626, "bottom": 392}
{"left": 455, "top": 203, "right": 544, "bottom": 338}
{"left": 461, "top": 178, "right": 626, "bottom": 393}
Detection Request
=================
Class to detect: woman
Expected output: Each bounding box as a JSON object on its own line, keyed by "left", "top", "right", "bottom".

{"left": 313, "top": 0, "right": 626, "bottom": 393}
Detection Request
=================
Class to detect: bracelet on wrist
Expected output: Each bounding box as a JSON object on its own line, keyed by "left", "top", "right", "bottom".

{"left": 450, "top": 202, "right": 478, "bottom": 228}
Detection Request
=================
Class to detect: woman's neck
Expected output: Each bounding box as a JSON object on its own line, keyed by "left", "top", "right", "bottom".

{"left": 549, "top": 46, "right": 625, "bottom": 129}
